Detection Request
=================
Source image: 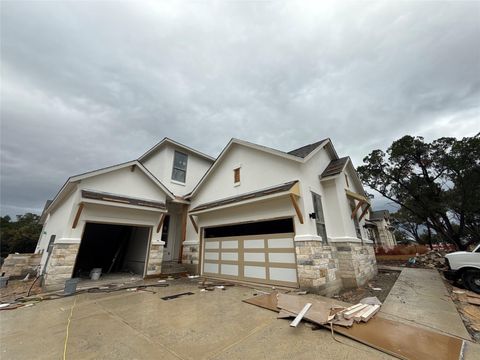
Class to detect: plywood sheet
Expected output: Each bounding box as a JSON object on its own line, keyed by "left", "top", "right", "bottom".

{"left": 277, "top": 293, "right": 330, "bottom": 325}
{"left": 242, "top": 292, "right": 279, "bottom": 312}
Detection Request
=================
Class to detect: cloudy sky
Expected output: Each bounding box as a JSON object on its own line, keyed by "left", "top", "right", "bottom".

{"left": 1, "top": 1, "right": 479, "bottom": 217}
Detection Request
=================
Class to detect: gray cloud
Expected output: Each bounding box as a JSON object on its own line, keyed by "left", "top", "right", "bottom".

{"left": 1, "top": 1, "right": 479, "bottom": 216}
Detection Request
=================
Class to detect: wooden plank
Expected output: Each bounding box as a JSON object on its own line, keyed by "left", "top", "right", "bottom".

{"left": 358, "top": 203, "right": 371, "bottom": 222}
{"left": 72, "top": 203, "right": 84, "bottom": 229}
{"left": 343, "top": 304, "right": 369, "bottom": 319}
{"left": 360, "top": 304, "right": 380, "bottom": 322}
{"left": 189, "top": 214, "right": 199, "bottom": 233}
{"left": 277, "top": 294, "right": 330, "bottom": 325}
{"left": 353, "top": 305, "right": 373, "bottom": 322}
{"left": 289, "top": 194, "right": 304, "bottom": 224}
{"left": 156, "top": 213, "right": 165, "bottom": 233}
{"left": 351, "top": 200, "right": 363, "bottom": 219}
{"left": 290, "top": 303, "right": 312, "bottom": 327}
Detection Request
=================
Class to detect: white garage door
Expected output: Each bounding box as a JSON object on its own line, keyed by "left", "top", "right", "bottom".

{"left": 202, "top": 231, "right": 298, "bottom": 288}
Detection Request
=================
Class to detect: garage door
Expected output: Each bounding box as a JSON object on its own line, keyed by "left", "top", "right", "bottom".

{"left": 202, "top": 219, "right": 298, "bottom": 287}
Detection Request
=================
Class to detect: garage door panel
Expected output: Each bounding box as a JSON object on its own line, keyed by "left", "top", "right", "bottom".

{"left": 244, "top": 239, "right": 265, "bottom": 248}
{"left": 203, "top": 262, "right": 218, "bottom": 274}
{"left": 244, "top": 252, "right": 265, "bottom": 262}
{"left": 221, "top": 252, "right": 238, "bottom": 261}
{"left": 202, "top": 230, "right": 298, "bottom": 287}
{"left": 268, "top": 238, "right": 294, "bottom": 248}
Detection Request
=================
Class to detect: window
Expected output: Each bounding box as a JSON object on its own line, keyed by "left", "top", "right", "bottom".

{"left": 311, "top": 192, "right": 328, "bottom": 243}
{"left": 172, "top": 151, "right": 188, "bottom": 183}
{"left": 349, "top": 199, "right": 362, "bottom": 239}
{"left": 234, "top": 167, "right": 240, "bottom": 184}
{"left": 47, "top": 235, "right": 56, "bottom": 253}
{"left": 161, "top": 215, "right": 170, "bottom": 245}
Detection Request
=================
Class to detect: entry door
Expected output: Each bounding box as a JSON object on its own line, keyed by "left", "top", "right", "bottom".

{"left": 202, "top": 232, "right": 298, "bottom": 287}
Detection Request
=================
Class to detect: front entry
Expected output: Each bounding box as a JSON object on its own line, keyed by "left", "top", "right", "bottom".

{"left": 202, "top": 218, "right": 298, "bottom": 288}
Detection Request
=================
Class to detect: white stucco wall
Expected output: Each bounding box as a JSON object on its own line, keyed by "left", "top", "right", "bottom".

{"left": 142, "top": 144, "right": 213, "bottom": 196}
{"left": 37, "top": 166, "right": 169, "bottom": 273}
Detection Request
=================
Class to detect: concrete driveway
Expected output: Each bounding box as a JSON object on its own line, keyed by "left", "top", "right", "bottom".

{"left": 1, "top": 275, "right": 478, "bottom": 360}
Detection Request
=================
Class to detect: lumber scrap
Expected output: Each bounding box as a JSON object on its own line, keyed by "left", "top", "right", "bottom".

{"left": 343, "top": 304, "right": 369, "bottom": 319}
{"left": 353, "top": 305, "right": 373, "bottom": 322}
{"left": 360, "top": 304, "right": 380, "bottom": 322}
{"left": 290, "top": 303, "right": 312, "bottom": 327}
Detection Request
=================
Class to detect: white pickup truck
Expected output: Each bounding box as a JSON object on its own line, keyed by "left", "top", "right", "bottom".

{"left": 444, "top": 243, "right": 480, "bottom": 293}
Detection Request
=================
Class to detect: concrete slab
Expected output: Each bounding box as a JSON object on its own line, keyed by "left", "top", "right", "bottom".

{"left": 1, "top": 277, "right": 477, "bottom": 359}
{"left": 380, "top": 267, "right": 471, "bottom": 339}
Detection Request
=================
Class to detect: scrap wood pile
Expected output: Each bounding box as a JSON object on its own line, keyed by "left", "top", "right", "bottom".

{"left": 275, "top": 293, "right": 382, "bottom": 328}
{"left": 408, "top": 250, "right": 447, "bottom": 269}
{"left": 198, "top": 279, "right": 235, "bottom": 291}
{"left": 244, "top": 291, "right": 465, "bottom": 360}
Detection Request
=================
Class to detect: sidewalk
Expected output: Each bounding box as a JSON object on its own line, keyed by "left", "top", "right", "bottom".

{"left": 380, "top": 267, "right": 479, "bottom": 358}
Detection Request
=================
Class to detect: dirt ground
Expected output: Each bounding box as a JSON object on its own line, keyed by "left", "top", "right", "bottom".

{"left": 0, "top": 278, "right": 43, "bottom": 304}
{"left": 334, "top": 269, "right": 400, "bottom": 304}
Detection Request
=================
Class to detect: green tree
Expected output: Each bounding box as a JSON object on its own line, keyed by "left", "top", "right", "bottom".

{"left": 0, "top": 213, "right": 42, "bottom": 258}
{"left": 358, "top": 135, "right": 480, "bottom": 250}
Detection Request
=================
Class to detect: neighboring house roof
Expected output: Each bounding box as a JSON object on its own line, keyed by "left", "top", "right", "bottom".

{"left": 287, "top": 139, "right": 328, "bottom": 158}
{"left": 320, "top": 157, "right": 350, "bottom": 178}
{"left": 43, "top": 160, "right": 175, "bottom": 217}
{"left": 370, "top": 210, "right": 390, "bottom": 220}
{"left": 190, "top": 180, "right": 298, "bottom": 213}
{"left": 138, "top": 137, "right": 215, "bottom": 162}
{"left": 188, "top": 138, "right": 333, "bottom": 198}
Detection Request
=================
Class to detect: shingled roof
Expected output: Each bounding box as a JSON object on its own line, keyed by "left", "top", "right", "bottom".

{"left": 320, "top": 157, "right": 350, "bottom": 178}
{"left": 287, "top": 139, "right": 328, "bottom": 158}
{"left": 190, "top": 180, "right": 298, "bottom": 213}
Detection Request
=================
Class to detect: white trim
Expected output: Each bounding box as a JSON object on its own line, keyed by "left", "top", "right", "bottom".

{"left": 329, "top": 236, "right": 374, "bottom": 244}
{"left": 294, "top": 234, "right": 323, "bottom": 242}
{"left": 170, "top": 179, "right": 186, "bottom": 186}
{"left": 82, "top": 198, "right": 167, "bottom": 213}
{"left": 152, "top": 240, "right": 166, "bottom": 245}
{"left": 138, "top": 137, "right": 215, "bottom": 162}
{"left": 234, "top": 182, "right": 241, "bottom": 187}
{"left": 55, "top": 238, "right": 81, "bottom": 244}
{"left": 183, "top": 240, "right": 200, "bottom": 245}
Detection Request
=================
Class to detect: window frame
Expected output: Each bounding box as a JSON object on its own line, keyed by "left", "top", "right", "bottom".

{"left": 171, "top": 150, "right": 188, "bottom": 183}
{"left": 311, "top": 192, "right": 328, "bottom": 243}
{"left": 233, "top": 167, "right": 241, "bottom": 184}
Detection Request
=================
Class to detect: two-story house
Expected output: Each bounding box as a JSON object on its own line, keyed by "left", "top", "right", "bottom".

{"left": 36, "top": 137, "right": 377, "bottom": 294}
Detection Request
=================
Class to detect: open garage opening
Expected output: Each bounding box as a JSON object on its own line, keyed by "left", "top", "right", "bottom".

{"left": 73, "top": 222, "right": 151, "bottom": 280}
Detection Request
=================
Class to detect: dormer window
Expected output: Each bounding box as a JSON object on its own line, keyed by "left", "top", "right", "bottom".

{"left": 172, "top": 151, "right": 188, "bottom": 183}
{"left": 234, "top": 167, "right": 241, "bottom": 184}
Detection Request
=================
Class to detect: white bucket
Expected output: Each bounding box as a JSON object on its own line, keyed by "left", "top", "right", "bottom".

{"left": 90, "top": 268, "right": 102, "bottom": 280}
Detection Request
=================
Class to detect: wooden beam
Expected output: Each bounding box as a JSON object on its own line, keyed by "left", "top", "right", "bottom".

{"left": 72, "top": 203, "right": 84, "bottom": 229}
{"left": 351, "top": 200, "right": 363, "bottom": 219}
{"left": 289, "top": 193, "right": 304, "bottom": 224}
{"left": 156, "top": 213, "right": 165, "bottom": 233}
{"left": 345, "top": 189, "right": 370, "bottom": 204}
{"left": 189, "top": 214, "right": 199, "bottom": 233}
{"left": 290, "top": 303, "right": 312, "bottom": 327}
{"left": 358, "top": 203, "right": 371, "bottom": 222}
{"left": 289, "top": 181, "right": 301, "bottom": 197}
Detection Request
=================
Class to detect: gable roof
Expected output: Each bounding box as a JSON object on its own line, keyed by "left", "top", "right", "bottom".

{"left": 138, "top": 137, "right": 215, "bottom": 162}
{"left": 190, "top": 180, "right": 298, "bottom": 213}
{"left": 43, "top": 160, "right": 175, "bottom": 216}
{"left": 288, "top": 139, "right": 328, "bottom": 158}
{"left": 320, "top": 157, "right": 350, "bottom": 178}
{"left": 187, "top": 138, "right": 334, "bottom": 198}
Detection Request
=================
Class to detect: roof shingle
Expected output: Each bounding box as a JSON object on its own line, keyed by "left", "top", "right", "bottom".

{"left": 287, "top": 139, "right": 328, "bottom": 158}
{"left": 320, "top": 157, "right": 350, "bottom": 178}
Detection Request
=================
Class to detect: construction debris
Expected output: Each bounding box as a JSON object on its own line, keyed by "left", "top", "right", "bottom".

{"left": 161, "top": 292, "right": 194, "bottom": 301}
{"left": 243, "top": 292, "right": 464, "bottom": 360}
{"left": 408, "top": 250, "right": 447, "bottom": 269}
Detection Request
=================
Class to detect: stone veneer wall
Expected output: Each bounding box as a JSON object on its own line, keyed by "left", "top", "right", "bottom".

{"left": 182, "top": 242, "right": 200, "bottom": 274}
{"left": 295, "top": 241, "right": 342, "bottom": 296}
{"left": 146, "top": 243, "right": 164, "bottom": 276}
{"left": 0, "top": 253, "right": 42, "bottom": 278}
{"left": 334, "top": 242, "right": 377, "bottom": 288}
{"left": 43, "top": 243, "right": 80, "bottom": 290}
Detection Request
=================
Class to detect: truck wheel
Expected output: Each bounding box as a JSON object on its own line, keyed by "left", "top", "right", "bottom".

{"left": 463, "top": 270, "right": 480, "bottom": 294}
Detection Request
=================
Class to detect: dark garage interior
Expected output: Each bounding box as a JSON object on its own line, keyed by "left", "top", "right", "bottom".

{"left": 73, "top": 222, "right": 151, "bottom": 278}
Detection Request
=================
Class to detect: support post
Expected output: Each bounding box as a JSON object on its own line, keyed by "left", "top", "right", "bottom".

{"left": 72, "top": 203, "right": 84, "bottom": 229}
{"left": 289, "top": 194, "right": 304, "bottom": 224}
{"left": 156, "top": 213, "right": 165, "bottom": 233}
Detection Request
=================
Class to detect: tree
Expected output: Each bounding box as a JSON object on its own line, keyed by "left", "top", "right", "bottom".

{"left": 358, "top": 135, "right": 480, "bottom": 250}
{"left": 0, "top": 213, "right": 42, "bottom": 258}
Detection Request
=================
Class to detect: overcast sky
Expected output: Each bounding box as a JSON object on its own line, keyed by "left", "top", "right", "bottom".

{"left": 1, "top": 1, "right": 479, "bottom": 217}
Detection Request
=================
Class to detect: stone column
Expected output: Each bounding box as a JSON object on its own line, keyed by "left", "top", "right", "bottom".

{"left": 181, "top": 241, "right": 200, "bottom": 274}
{"left": 295, "top": 240, "right": 341, "bottom": 295}
{"left": 146, "top": 243, "right": 164, "bottom": 276}
{"left": 43, "top": 243, "right": 80, "bottom": 290}
{"left": 334, "top": 241, "right": 377, "bottom": 288}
